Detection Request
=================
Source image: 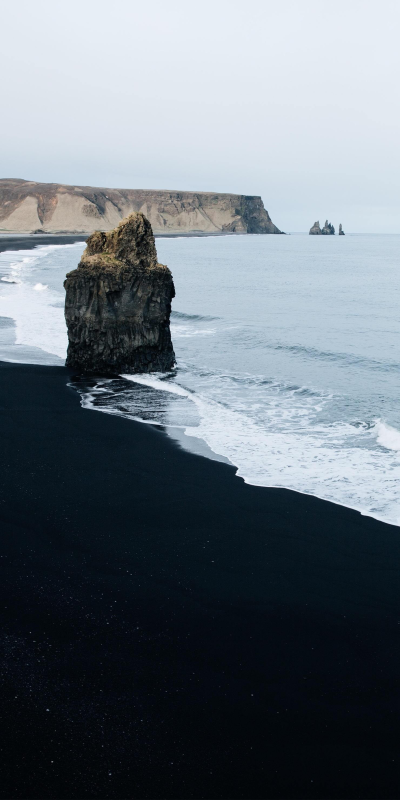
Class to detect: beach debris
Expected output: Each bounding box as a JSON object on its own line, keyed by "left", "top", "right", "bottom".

{"left": 64, "top": 212, "right": 175, "bottom": 374}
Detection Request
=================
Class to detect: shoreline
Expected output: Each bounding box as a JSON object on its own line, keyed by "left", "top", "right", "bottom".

{"left": 0, "top": 233, "right": 88, "bottom": 254}
{"left": 1, "top": 360, "right": 400, "bottom": 799}
{"left": 0, "top": 230, "right": 398, "bottom": 528}
{"left": 85, "top": 392, "right": 397, "bottom": 528}
{"left": 0, "top": 230, "right": 280, "bottom": 251}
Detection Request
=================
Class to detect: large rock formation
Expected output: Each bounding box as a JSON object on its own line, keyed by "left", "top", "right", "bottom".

{"left": 322, "top": 220, "right": 335, "bottom": 235}
{"left": 64, "top": 213, "right": 175, "bottom": 375}
{"left": 309, "top": 221, "right": 322, "bottom": 235}
{"left": 339, "top": 223, "right": 345, "bottom": 235}
{"left": 0, "top": 179, "right": 283, "bottom": 235}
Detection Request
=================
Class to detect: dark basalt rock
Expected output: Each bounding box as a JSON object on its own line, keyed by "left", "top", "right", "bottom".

{"left": 339, "top": 223, "right": 345, "bottom": 235}
{"left": 309, "top": 220, "right": 322, "bottom": 235}
{"left": 64, "top": 213, "right": 175, "bottom": 375}
{"left": 322, "top": 220, "right": 335, "bottom": 235}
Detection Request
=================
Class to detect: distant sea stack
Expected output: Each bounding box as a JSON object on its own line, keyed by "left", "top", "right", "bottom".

{"left": 64, "top": 213, "right": 175, "bottom": 375}
{"left": 322, "top": 220, "right": 335, "bottom": 235}
{"left": 0, "top": 179, "right": 282, "bottom": 235}
{"left": 309, "top": 220, "right": 336, "bottom": 235}
{"left": 309, "top": 221, "right": 322, "bottom": 235}
{"left": 339, "top": 223, "right": 345, "bottom": 235}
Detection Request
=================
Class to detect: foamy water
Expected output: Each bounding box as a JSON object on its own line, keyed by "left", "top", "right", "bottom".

{"left": 0, "top": 242, "right": 81, "bottom": 362}
{"left": 1, "top": 234, "right": 400, "bottom": 526}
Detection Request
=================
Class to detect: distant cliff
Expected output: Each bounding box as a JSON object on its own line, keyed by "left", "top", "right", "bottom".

{"left": 64, "top": 212, "right": 175, "bottom": 374}
{"left": 0, "top": 179, "right": 282, "bottom": 235}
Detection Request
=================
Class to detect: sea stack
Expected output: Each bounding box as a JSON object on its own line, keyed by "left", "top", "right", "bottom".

{"left": 322, "top": 220, "right": 335, "bottom": 235}
{"left": 64, "top": 212, "right": 175, "bottom": 375}
{"left": 309, "top": 221, "right": 322, "bottom": 235}
{"left": 339, "top": 223, "right": 345, "bottom": 235}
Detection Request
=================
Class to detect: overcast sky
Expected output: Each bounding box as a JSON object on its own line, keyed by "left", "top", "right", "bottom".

{"left": 2, "top": 0, "right": 400, "bottom": 232}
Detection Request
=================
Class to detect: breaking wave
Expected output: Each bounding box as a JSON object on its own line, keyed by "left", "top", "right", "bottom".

{"left": 374, "top": 420, "right": 400, "bottom": 451}
{"left": 171, "top": 310, "right": 219, "bottom": 321}
{"left": 77, "top": 370, "right": 400, "bottom": 527}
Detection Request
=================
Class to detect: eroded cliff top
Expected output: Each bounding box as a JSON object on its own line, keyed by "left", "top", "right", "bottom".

{"left": 68, "top": 213, "right": 170, "bottom": 279}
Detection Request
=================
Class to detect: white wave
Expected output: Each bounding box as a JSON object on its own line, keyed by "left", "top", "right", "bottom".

{"left": 120, "top": 374, "right": 400, "bottom": 526}
{"left": 122, "top": 374, "right": 191, "bottom": 398}
{"left": 0, "top": 241, "right": 82, "bottom": 274}
{"left": 171, "top": 324, "right": 216, "bottom": 337}
{"left": 0, "top": 283, "right": 67, "bottom": 358}
{"left": 0, "top": 241, "right": 84, "bottom": 361}
{"left": 0, "top": 270, "right": 67, "bottom": 360}
{"left": 374, "top": 420, "right": 400, "bottom": 451}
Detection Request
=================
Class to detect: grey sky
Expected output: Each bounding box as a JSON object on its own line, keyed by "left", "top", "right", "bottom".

{"left": 2, "top": 0, "right": 400, "bottom": 232}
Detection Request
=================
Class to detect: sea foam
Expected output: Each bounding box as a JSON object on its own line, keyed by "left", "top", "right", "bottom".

{"left": 374, "top": 420, "right": 400, "bottom": 451}
{"left": 121, "top": 373, "right": 400, "bottom": 526}
{"left": 0, "top": 242, "right": 83, "bottom": 362}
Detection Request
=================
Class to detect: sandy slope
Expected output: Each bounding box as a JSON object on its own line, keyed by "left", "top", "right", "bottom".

{"left": 0, "top": 179, "right": 282, "bottom": 235}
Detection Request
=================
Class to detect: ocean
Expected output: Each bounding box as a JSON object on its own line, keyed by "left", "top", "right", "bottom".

{"left": 1, "top": 233, "right": 400, "bottom": 526}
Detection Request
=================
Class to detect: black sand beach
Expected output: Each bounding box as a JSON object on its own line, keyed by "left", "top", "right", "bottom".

{"left": 0, "top": 235, "right": 88, "bottom": 254}
{"left": 1, "top": 361, "right": 399, "bottom": 799}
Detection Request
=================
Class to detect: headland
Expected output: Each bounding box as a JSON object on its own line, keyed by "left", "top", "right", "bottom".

{"left": 0, "top": 179, "right": 282, "bottom": 235}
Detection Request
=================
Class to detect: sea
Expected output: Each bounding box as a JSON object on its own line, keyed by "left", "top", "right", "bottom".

{"left": 1, "top": 232, "right": 400, "bottom": 526}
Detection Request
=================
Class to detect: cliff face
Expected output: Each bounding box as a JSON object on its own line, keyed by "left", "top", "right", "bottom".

{"left": 64, "top": 213, "right": 175, "bottom": 375}
{"left": 0, "top": 179, "right": 282, "bottom": 235}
